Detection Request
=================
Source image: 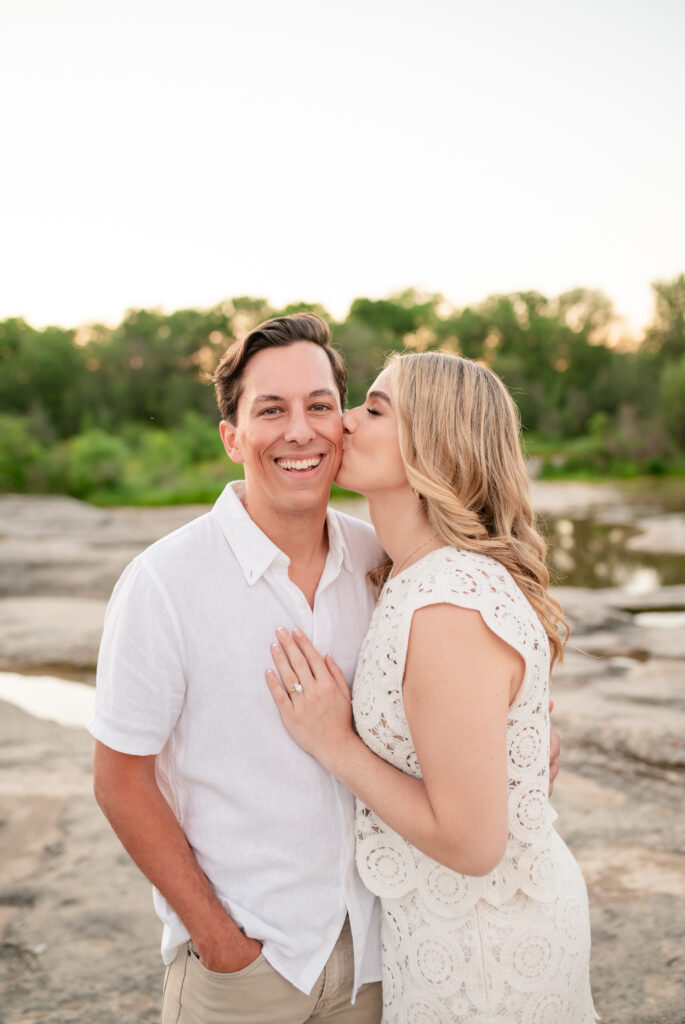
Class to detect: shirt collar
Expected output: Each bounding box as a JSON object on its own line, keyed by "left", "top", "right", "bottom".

{"left": 211, "top": 481, "right": 354, "bottom": 585}
{"left": 210, "top": 482, "right": 284, "bottom": 586}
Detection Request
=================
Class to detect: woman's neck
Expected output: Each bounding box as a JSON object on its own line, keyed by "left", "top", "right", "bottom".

{"left": 367, "top": 489, "right": 440, "bottom": 574}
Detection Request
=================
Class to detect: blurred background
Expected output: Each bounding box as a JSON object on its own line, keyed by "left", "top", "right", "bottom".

{"left": 1, "top": 2, "right": 684, "bottom": 1022}
{"left": 2, "top": 0, "right": 685, "bottom": 584}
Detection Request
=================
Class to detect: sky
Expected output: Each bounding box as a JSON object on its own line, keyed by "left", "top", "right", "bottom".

{"left": 1, "top": 0, "right": 684, "bottom": 337}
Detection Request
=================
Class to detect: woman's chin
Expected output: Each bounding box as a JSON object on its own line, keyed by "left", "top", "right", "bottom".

{"left": 334, "top": 470, "right": 362, "bottom": 495}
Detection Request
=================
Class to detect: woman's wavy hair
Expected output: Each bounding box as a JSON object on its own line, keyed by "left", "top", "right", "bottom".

{"left": 383, "top": 350, "right": 568, "bottom": 668}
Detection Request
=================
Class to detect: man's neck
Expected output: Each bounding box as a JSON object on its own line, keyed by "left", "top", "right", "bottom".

{"left": 241, "top": 488, "right": 330, "bottom": 578}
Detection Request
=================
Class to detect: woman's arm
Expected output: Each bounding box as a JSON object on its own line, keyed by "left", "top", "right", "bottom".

{"left": 267, "top": 606, "right": 523, "bottom": 876}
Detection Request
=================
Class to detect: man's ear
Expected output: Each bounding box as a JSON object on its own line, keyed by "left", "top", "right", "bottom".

{"left": 220, "top": 420, "right": 244, "bottom": 464}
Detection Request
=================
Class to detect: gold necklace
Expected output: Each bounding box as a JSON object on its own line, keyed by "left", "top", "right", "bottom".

{"left": 393, "top": 535, "right": 438, "bottom": 576}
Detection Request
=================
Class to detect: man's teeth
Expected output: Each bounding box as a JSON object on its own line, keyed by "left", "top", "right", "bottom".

{"left": 277, "top": 457, "right": 322, "bottom": 471}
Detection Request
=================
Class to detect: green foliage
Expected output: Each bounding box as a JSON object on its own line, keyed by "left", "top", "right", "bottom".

{"left": 271, "top": 301, "right": 332, "bottom": 321}
{"left": 348, "top": 296, "right": 426, "bottom": 337}
{"left": 0, "top": 415, "right": 62, "bottom": 491}
{"left": 66, "top": 430, "right": 130, "bottom": 499}
{"left": 173, "top": 410, "right": 225, "bottom": 463}
{"left": 0, "top": 319, "right": 86, "bottom": 437}
{"left": 645, "top": 274, "right": 685, "bottom": 361}
{"left": 1, "top": 275, "right": 685, "bottom": 502}
{"left": 332, "top": 320, "right": 395, "bottom": 407}
{"left": 661, "top": 354, "right": 685, "bottom": 446}
{"left": 536, "top": 405, "right": 675, "bottom": 479}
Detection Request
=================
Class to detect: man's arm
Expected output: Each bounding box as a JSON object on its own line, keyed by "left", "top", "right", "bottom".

{"left": 93, "top": 741, "right": 261, "bottom": 972}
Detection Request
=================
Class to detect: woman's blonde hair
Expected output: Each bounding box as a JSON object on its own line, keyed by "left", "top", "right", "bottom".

{"left": 383, "top": 350, "right": 568, "bottom": 668}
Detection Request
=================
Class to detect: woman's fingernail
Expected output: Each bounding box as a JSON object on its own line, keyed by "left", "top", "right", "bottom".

{"left": 293, "top": 627, "right": 303, "bottom": 637}
{"left": 276, "top": 626, "right": 287, "bottom": 636}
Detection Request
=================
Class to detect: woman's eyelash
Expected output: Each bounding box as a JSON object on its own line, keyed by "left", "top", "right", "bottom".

{"left": 366, "top": 407, "right": 381, "bottom": 416}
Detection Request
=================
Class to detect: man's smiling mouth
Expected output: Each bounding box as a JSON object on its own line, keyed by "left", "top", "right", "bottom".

{"left": 275, "top": 456, "right": 323, "bottom": 471}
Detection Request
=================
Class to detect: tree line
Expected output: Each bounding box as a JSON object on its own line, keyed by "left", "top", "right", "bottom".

{"left": 1, "top": 277, "right": 684, "bottom": 503}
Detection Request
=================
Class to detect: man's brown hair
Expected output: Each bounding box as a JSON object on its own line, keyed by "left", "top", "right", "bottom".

{"left": 213, "top": 313, "right": 347, "bottom": 423}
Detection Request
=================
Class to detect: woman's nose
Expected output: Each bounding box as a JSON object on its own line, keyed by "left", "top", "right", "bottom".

{"left": 342, "top": 408, "right": 356, "bottom": 434}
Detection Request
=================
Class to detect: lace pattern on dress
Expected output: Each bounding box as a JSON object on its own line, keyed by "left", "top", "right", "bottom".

{"left": 353, "top": 547, "right": 557, "bottom": 911}
{"left": 352, "top": 547, "right": 598, "bottom": 1022}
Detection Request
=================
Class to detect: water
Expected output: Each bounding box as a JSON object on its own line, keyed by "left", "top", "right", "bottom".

{"left": 542, "top": 514, "right": 685, "bottom": 590}
{"left": 536, "top": 476, "right": 685, "bottom": 590}
{"left": 0, "top": 671, "right": 95, "bottom": 727}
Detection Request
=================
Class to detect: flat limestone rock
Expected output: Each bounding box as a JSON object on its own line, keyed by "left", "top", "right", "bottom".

{"left": 0, "top": 491, "right": 684, "bottom": 1022}
{"left": 0, "top": 494, "right": 108, "bottom": 538}
{"left": 0, "top": 496, "right": 208, "bottom": 600}
{"left": 0, "top": 597, "right": 107, "bottom": 673}
{"left": 626, "top": 514, "right": 685, "bottom": 555}
{"left": 0, "top": 537, "right": 144, "bottom": 599}
{"left": 528, "top": 480, "right": 622, "bottom": 515}
{"left": 0, "top": 703, "right": 161, "bottom": 1023}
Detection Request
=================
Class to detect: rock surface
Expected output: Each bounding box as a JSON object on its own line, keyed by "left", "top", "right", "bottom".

{"left": 626, "top": 514, "right": 685, "bottom": 555}
{"left": 1, "top": 491, "right": 684, "bottom": 1023}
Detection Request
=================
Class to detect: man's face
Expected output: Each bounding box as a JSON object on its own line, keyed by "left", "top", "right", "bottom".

{"left": 220, "top": 341, "right": 343, "bottom": 520}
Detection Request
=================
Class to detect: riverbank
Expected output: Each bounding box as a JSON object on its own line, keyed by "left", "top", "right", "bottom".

{"left": 1, "top": 488, "right": 684, "bottom": 1023}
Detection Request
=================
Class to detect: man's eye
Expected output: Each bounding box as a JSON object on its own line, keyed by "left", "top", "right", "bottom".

{"left": 311, "top": 403, "right": 332, "bottom": 412}
{"left": 260, "top": 407, "right": 281, "bottom": 416}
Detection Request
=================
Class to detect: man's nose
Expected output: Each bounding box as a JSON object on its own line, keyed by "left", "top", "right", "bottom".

{"left": 284, "top": 408, "right": 317, "bottom": 444}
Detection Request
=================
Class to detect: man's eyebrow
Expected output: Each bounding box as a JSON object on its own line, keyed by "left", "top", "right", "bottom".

{"left": 250, "top": 388, "right": 337, "bottom": 407}
{"left": 250, "top": 394, "right": 283, "bottom": 408}
{"left": 367, "top": 389, "right": 392, "bottom": 406}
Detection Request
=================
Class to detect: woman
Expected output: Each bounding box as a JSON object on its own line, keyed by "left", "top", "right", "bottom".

{"left": 266, "top": 352, "right": 597, "bottom": 1023}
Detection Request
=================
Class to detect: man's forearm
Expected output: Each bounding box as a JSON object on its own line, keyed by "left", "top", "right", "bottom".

{"left": 92, "top": 741, "right": 260, "bottom": 971}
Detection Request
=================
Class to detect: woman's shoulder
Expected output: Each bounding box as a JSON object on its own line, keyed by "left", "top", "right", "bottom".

{"left": 388, "top": 546, "right": 545, "bottom": 642}
{"left": 398, "top": 545, "right": 520, "bottom": 596}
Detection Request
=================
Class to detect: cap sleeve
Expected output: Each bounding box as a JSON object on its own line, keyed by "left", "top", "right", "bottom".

{"left": 395, "top": 548, "right": 550, "bottom": 713}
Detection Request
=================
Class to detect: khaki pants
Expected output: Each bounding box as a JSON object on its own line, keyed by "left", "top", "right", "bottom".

{"left": 161, "top": 917, "right": 382, "bottom": 1024}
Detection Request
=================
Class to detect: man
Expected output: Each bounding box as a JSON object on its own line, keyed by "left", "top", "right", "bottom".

{"left": 90, "top": 314, "right": 385, "bottom": 1023}
{"left": 90, "top": 313, "right": 560, "bottom": 1023}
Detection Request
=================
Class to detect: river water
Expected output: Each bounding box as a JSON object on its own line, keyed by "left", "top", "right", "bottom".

{"left": 0, "top": 671, "right": 95, "bottom": 727}
{"left": 543, "top": 513, "right": 685, "bottom": 590}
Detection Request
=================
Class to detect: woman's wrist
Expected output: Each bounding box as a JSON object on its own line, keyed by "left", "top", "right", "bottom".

{"left": 322, "top": 731, "right": 367, "bottom": 787}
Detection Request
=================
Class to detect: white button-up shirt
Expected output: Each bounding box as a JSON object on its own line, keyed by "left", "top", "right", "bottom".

{"left": 89, "top": 482, "right": 384, "bottom": 996}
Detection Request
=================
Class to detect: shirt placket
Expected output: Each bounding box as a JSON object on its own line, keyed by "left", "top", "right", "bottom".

{"left": 269, "top": 550, "right": 367, "bottom": 994}
{"left": 316, "top": 556, "right": 371, "bottom": 999}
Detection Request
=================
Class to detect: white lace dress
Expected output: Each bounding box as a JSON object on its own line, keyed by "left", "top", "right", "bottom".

{"left": 352, "top": 547, "right": 597, "bottom": 1023}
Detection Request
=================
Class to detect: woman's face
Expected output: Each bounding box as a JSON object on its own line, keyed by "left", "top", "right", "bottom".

{"left": 336, "top": 367, "right": 409, "bottom": 497}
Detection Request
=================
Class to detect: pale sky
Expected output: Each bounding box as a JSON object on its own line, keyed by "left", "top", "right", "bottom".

{"left": 1, "top": 0, "right": 683, "bottom": 336}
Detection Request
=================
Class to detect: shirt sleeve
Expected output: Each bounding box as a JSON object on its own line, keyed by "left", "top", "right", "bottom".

{"left": 88, "top": 555, "right": 187, "bottom": 755}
